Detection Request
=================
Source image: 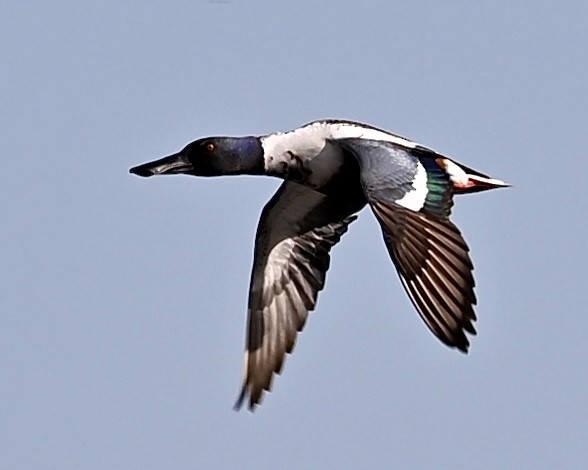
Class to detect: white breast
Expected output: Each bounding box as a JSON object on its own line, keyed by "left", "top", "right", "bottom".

{"left": 261, "top": 122, "right": 342, "bottom": 187}
{"left": 261, "top": 120, "right": 421, "bottom": 188}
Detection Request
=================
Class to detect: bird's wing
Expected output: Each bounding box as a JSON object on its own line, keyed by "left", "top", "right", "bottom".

{"left": 236, "top": 181, "right": 357, "bottom": 410}
{"left": 338, "top": 138, "right": 477, "bottom": 352}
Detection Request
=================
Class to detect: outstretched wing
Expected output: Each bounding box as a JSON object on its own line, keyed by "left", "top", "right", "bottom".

{"left": 339, "top": 138, "right": 477, "bottom": 352}
{"left": 236, "top": 181, "right": 357, "bottom": 410}
{"left": 370, "top": 201, "right": 476, "bottom": 351}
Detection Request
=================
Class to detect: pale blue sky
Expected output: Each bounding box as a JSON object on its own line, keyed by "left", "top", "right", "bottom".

{"left": 2, "top": 1, "right": 587, "bottom": 468}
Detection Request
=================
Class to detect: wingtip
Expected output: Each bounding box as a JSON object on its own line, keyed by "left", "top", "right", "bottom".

{"left": 454, "top": 336, "right": 471, "bottom": 354}
{"left": 233, "top": 386, "right": 247, "bottom": 411}
{"left": 440, "top": 332, "right": 471, "bottom": 354}
{"left": 233, "top": 385, "right": 261, "bottom": 412}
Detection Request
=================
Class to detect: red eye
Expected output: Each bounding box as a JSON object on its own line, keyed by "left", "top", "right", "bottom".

{"left": 206, "top": 142, "right": 215, "bottom": 152}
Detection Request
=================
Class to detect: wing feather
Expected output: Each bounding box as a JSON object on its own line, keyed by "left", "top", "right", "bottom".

{"left": 372, "top": 200, "right": 477, "bottom": 351}
{"left": 335, "top": 137, "right": 478, "bottom": 351}
{"left": 236, "top": 181, "right": 357, "bottom": 410}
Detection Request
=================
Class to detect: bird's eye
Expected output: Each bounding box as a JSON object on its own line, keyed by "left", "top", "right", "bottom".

{"left": 206, "top": 142, "right": 215, "bottom": 152}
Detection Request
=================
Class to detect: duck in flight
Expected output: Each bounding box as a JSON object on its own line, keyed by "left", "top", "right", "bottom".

{"left": 130, "top": 119, "right": 508, "bottom": 410}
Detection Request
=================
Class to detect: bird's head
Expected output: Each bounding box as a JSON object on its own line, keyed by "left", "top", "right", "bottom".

{"left": 130, "top": 136, "right": 264, "bottom": 178}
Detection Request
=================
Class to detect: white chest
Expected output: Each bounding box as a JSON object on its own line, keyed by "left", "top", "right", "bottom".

{"left": 260, "top": 120, "right": 420, "bottom": 189}
{"left": 261, "top": 124, "right": 344, "bottom": 188}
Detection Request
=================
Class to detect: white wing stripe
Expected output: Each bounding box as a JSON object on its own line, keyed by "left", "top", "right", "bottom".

{"left": 394, "top": 161, "right": 427, "bottom": 211}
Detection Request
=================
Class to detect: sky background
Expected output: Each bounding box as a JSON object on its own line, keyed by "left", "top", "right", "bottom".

{"left": 2, "top": 1, "right": 587, "bottom": 468}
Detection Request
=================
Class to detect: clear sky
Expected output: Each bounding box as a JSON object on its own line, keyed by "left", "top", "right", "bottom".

{"left": 2, "top": 1, "right": 587, "bottom": 468}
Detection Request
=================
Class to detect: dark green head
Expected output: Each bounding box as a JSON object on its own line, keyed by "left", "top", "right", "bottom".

{"left": 130, "top": 136, "right": 264, "bottom": 178}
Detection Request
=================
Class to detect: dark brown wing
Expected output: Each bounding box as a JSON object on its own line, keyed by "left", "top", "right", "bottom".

{"left": 336, "top": 138, "right": 477, "bottom": 351}
{"left": 235, "top": 181, "right": 357, "bottom": 410}
{"left": 371, "top": 199, "right": 477, "bottom": 352}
